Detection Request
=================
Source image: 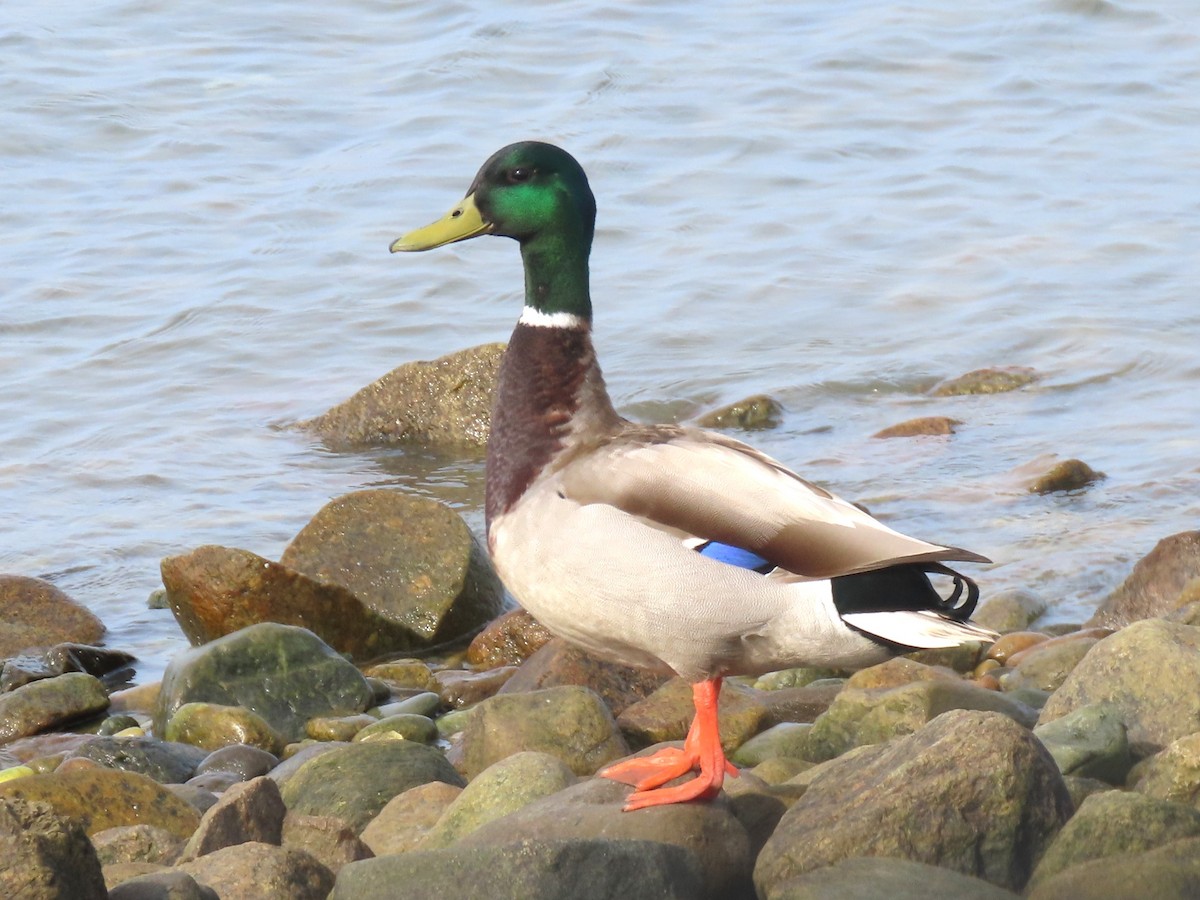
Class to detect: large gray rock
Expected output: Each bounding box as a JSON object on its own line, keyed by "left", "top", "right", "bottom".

{"left": 0, "top": 796, "right": 107, "bottom": 899}
{"left": 68, "top": 735, "right": 209, "bottom": 784}
{"left": 152, "top": 623, "right": 374, "bottom": 742}
{"left": 1037, "top": 619, "right": 1200, "bottom": 757}
{"left": 755, "top": 710, "right": 1072, "bottom": 894}
{"left": 330, "top": 837, "right": 704, "bottom": 900}
{"left": 1133, "top": 733, "right": 1200, "bottom": 806}
{"left": 0, "top": 575, "right": 105, "bottom": 657}
{"left": 1032, "top": 702, "right": 1131, "bottom": 783}
{"left": 299, "top": 342, "right": 505, "bottom": 449}
{"left": 176, "top": 842, "right": 333, "bottom": 900}
{"left": 1027, "top": 836, "right": 1200, "bottom": 900}
{"left": 764, "top": 856, "right": 1021, "bottom": 900}
{"left": 1089, "top": 532, "right": 1200, "bottom": 628}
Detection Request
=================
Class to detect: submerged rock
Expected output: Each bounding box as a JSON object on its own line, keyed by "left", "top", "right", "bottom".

{"left": 1, "top": 643, "right": 135, "bottom": 692}
{"left": 929, "top": 366, "right": 1038, "bottom": 396}
{"left": 299, "top": 342, "right": 505, "bottom": 449}
{"left": 0, "top": 575, "right": 105, "bottom": 658}
{"left": 871, "top": 416, "right": 961, "bottom": 438}
{"left": 1088, "top": 531, "right": 1200, "bottom": 628}
{"left": 1028, "top": 458, "right": 1105, "bottom": 494}
{"left": 695, "top": 394, "right": 783, "bottom": 430}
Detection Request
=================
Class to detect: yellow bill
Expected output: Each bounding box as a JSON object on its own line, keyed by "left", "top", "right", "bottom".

{"left": 389, "top": 193, "right": 491, "bottom": 252}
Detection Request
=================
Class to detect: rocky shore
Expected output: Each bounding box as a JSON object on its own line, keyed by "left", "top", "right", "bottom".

{"left": 4, "top": 349, "right": 1200, "bottom": 899}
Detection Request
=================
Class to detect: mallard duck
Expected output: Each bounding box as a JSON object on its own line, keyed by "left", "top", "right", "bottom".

{"left": 391, "top": 141, "right": 995, "bottom": 811}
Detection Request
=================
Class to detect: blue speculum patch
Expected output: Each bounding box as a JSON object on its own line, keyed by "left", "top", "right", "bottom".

{"left": 696, "top": 541, "right": 774, "bottom": 573}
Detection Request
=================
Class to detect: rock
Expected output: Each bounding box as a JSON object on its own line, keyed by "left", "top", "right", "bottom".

{"left": 194, "top": 743, "right": 278, "bottom": 781}
{"left": 616, "top": 677, "right": 766, "bottom": 752}
{"left": 1027, "top": 836, "right": 1200, "bottom": 900}
{"left": 695, "top": 394, "right": 783, "bottom": 430}
{"left": 279, "top": 740, "right": 465, "bottom": 833}
{"left": 280, "top": 490, "right": 504, "bottom": 648}
{"left": 161, "top": 545, "right": 429, "bottom": 661}
{"left": 185, "top": 770, "right": 240, "bottom": 794}
{"left": 109, "top": 682, "right": 161, "bottom": 716}
{"left": 871, "top": 416, "right": 962, "bottom": 439}
{"left": 804, "top": 677, "right": 1037, "bottom": 761}
{"left": 0, "top": 671, "right": 110, "bottom": 743}
{"left": 282, "top": 813, "right": 374, "bottom": 876}
{"left": 376, "top": 690, "right": 441, "bottom": 717}
{"left": 152, "top": 622, "right": 373, "bottom": 743}
{"left": 330, "top": 837, "right": 705, "bottom": 900}
{"left": 755, "top": 710, "right": 1072, "bottom": 893}
{"left": 1032, "top": 702, "right": 1131, "bottom": 783}
{"left": 176, "top": 841, "right": 333, "bottom": 900}
{"left": 1089, "top": 532, "right": 1200, "bottom": 628}
{"left": 299, "top": 342, "right": 505, "bottom": 449}
{"left": 1, "top": 643, "right": 135, "bottom": 692}
{"left": 1132, "top": 733, "right": 1200, "bottom": 806}
{"left": 306, "top": 714, "right": 377, "bottom": 742}
{"left": 1037, "top": 619, "right": 1200, "bottom": 757}
{"left": 1028, "top": 458, "right": 1105, "bottom": 494}
{"left": 497, "top": 637, "right": 673, "bottom": 716}
{"left": 91, "top": 824, "right": 184, "bottom": 866}
{"left": 264, "top": 741, "right": 345, "bottom": 787}
{"left": 764, "top": 856, "right": 1022, "bottom": 900}
{"left": 466, "top": 608, "right": 554, "bottom": 670}
{"left": 433, "top": 666, "right": 518, "bottom": 708}
{"left": 460, "top": 685, "right": 629, "bottom": 778}
{"left": 0, "top": 575, "right": 105, "bottom": 657}
{"left": 731, "top": 723, "right": 813, "bottom": 767}
{"left": 461, "top": 777, "right": 752, "bottom": 900}
{"left": 753, "top": 667, "right": 841, "bottom": 690}
{"left": 929, "top": 366, "right": 1038, "bottom": 396}
{"left": 985, "top": 631, "right": 1049, "bottom": 663}
{"left": 0, "top": 767, "right": 200, "bottom": 839}
{"left": 0, "top": 796, "right": 107, "bottom": 899}
{"left": 98, "top": 715, "right": 142, "bottom": 736}
{"left": 421, "top": 751, "right": 577, "bottom": 849}
{"left": 1029, "top": 791, "right": 1200, "bottom": 890}
{"left": 748, "top": 757, "right": 813, "bottom": 785}
{"left": 165, "top": 783, "right": 218, "bottom": 816}
{"left": 359, "top": 780, "right": 463, "bottom": 856}
{"left": 972, "top": 589, "right": 1048, "bottom": 634}
{"left": 353, "top": 713, "right": 438, "bottom": 744}
{"left": 179, "top": 776, "right": 286, "bottom": 861}
{"left": 757, "top": 683, "right": 843, "bottom": 727}
{"left": 108, "top": 869, "right": 218, "bottom": 900}
{"left": 163, "top": 702, "right": 284, "bottom": 754}
{"left": 362, "top": 659, "right": 436, "bottom": 690}
{"left": 66, "top": 736, "right": 208, "bottom": 785}
{"left": 1003, "top": 633, "right": 1100, "bottom": 693}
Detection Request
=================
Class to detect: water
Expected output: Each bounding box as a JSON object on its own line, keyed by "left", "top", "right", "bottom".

{"left": 3, "top": 0, "right": 1199, "bottom": 683}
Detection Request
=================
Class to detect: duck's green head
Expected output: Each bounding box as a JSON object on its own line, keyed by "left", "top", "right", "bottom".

{"left": 391, "top": 141, "right": 595, "bottom": 254}
{"left": 391, "top": 142, "right": 597, "bottom": 319}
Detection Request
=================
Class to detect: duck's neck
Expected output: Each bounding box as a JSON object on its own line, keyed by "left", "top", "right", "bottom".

{"left": 485, "top": 316, "right": 620, "bottom": 532}
{"left": 519, "top": 227, "right": 593, "bottom": 321}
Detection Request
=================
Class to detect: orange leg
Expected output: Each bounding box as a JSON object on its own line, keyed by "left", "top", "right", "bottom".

{"left": 599, "top": 677, "right": 738, "bottom": 811}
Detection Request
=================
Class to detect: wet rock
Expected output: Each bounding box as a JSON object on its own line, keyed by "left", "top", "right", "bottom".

{"left": 433, "top": 665, "right": 518, "bottom": 708}
{"left": 753, "top": 667, "right": 841, "bottom": 690}
{"left": 871, "top": 416, "right": 962, "bottom": 438}
{"left": 804, "top": 676, "right": 1037, "bottom": 761}
{"left": 985, "top": 630, "right": 1049, "bottom": 663}
{"left": 1026, "top": 836, "right": 1200, "bottom": 900}
{"left": 695, "top": 394, "right": 783, "bottom": 430}
{"left": 498, "top": 637, "right": 673, "bottom": 716}
{"left": 194, "top": 743, "right": 278, "bottom": 781}
{"left": 1028, "top": 458, "right": 1105, "bottom": 494}
{"left": 730, "top": 723, "right": 813, "bottom": 767}
{"left": 67, "top": 735, "right": 208, "bottom": 784}
{"left": 353, "top": 713, "right": 437, "bottom": 744}
{"left": 362, "top": 659, "right": 435, "bottom": 690}
{"left": 1028, "top": 791, "right": 1200, "bottom": 891}
{"left": 92, "top": 824, "right": 184, "bottom": 866}
{"left": 109, "top": 682, "right": 161, "bottom": 716}
{"left": 108, "top": 869, "right": 217, "bottom": 900}
{"left": 0, "top": 575, "right": 105, "bottom": 657}
{"left": 1037, "top": 619, "right": 1200, "bottom": 757}
{"left": 1089, "top": 532, "right": 1200, "bottom": 628}
{"left": 153, "top": 623, "right": 373, "bottom": 743}
{"left": 755, "top": 710, "right": 1072, "bottom": 893}
{"left": 0, "top": 796, "right": 107, "bottom": 899}
{"left": 764, "top": 856, "right": 1021, "bottom": 900}
{"left": 279, "top": 740, "right": 465, "bottom": 833}
{"left": 176, "top": 841, "right": 334, "bottom": 900}
{"left": 280, "top": 490, "right": 504, "bottom": 648}
{"left": 616, "top": 677, "right": 766, "bottom": 752}
{"left": 1, "top": 643, "right": 135, "bottom": 692}
{"left": 330, "top": 837, "right": 704, "bottom": 900}
{"left": 359, "top": 780, "right": 462, "bottom": 856}
{"left": 282, "top": 813, "right": 374, "bottom": 876}
{"left": 163, "top": 702, "right": 284, "bottom": 755}
{"left": 306, "top": 713, "right": 377, "bottom": 742}
{"left": 299, "top": 342, "right": 505, "bottom": 449}
{"left": 1032, "top": 702, "right": 1131, "bottom": 782}
{"left": 1003, "top": 634, "right": 1100, "bottom": 694}
{"left": 161, "top": 545, "right": 428, "bottom": 661}
{"left": 98, "top": 715, "right": 142, "bottom": 736}
{"left": 179, "top": 776, "right": 285, "bottom": 862}
{"left": 748, "top": 757, "right": 813, "bottom": 785}
{"left": 0, "top": 671, "right": 110, "bottom": 743}
{"left": 460, "top": 685, "right": 628, "bottom": 778}
{"left": 929, "top": 366, "right": 1038, "bottom": 396}
{"left": 165, "top": 783, "right": 218, "bottom": 816}
{"left": 462, "top": 777, "right": 752, "bottom": 900}
{"left": 376, "top": 690, "right": 441, "bottom": 717}
{"left": 757, "top": 682, "right": 843, "bottom": 727}
{"left": 0, "top": 766, "right": 201, "bottom": 839}
{"left": 466, "top": 608, "right": 554, "bottom": 670}
{"left": 1132, "top": 733, "right": 1200, "bottom": 806}
{"left": 421, "top": 751, "right": 577, "bottom": 849}
{"left": 972, "top": 588, "right": 1047, "bottom": 634}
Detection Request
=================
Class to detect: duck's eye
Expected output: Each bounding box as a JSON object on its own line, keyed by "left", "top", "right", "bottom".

{"left": 507, "top": 167, "right": 534, "bottom": 184}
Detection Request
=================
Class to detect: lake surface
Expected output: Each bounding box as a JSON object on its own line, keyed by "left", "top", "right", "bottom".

{"left": 3, "top": 0, "right": 1198, "bottom": 682}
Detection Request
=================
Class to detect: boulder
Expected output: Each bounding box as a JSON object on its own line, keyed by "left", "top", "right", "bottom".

{"left": 176, "top": 841, "right": 333, "bottom": 900}
{"left": 0, "top": 575, "right": 105, "bottom": 657}
{"left": 467, "top": 608, "right": 554, "bottom": 670}
{"left": 180, "top": 776, "right": 286, "bottom": 861}
{"left": 281, "top": 814, "right": 374, "bottom": 876}
{"left": 359, "top": 780, "right": 462, "bottom": 856}
{"left": 929, "top": 366, "right": 1038, "bottom": 396}
{"left": 1, "top": 643, "right": 134, "bottom": 692}
{"left": 108, "top": 870, "right": 217, "bottom": 899}
{"left": 764, "top": 856, "right": 1021, "bottom": 900}
{"left": 1028, "top": 458, "right": 1104, "bottom": 494}
{"left": 972, "top": 589, "right": 1048, "bottom": 634}
{"left": 1027, "top": 836, "right": 1200, "bottom": 900}
{"left": 1132, "top": 733, "right": 1200, "bottom": 806}
{"left": 67, "top": 735, "right": 209, "bottom": 784}
{"left": 0, "top": 796, "right": 107, "bottom": 899}
{"left": 616, "top": 677, "right": 766, "bottom": 752}
{"left": 164, "top": 702, "right": 285, "bottom": 754}
{"left": 0, "top": 671, "right": 110, "bottom": 743}
{"left": 1089, "top": 532, "right": 1200, "bottom": 628}
{"left": 91, "top": 824, "right": 184, "bottom": 867}
{"left": 1032, "top": 702, "right": 1131, "bottom": 783}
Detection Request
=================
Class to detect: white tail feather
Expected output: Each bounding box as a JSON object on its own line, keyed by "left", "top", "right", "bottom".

{"left": 842, "top": 610, "right": 999, "bottom": 649}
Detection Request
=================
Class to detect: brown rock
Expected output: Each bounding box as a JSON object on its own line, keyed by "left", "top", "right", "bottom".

{"left": 0, "top": 575, "right": 105, "bottom": 657}
{"left": 91, "top": 824, "right": 184, "bottom": 866}
{"left": 467, "top": 608, "right": 554, "bottom": 670}
{"left": 986, "top": 631, "right": 1050, "bottom": 664}
{"left": 176, "top": 841, "right": 333, "bottom": 900}
{"left": 434, "top": 666, "right": 519, "bottom": 708}
{"left": 282, "top": 813, "right": 374, "bottom": 876}
{"left": 758, "top": 682, "right": 843, "bottom": 727}
{"left": 0, "top": 796, "right": 107, "bottom": 900}
{"left": 1029, "top": 458, "right": 1105, "bottom": 494}
{"left": 107, "top": 869, "right": 217, "bottom": 899}
{"left": 498, "top": 638, "right": 673, "bottom": 716}
{"left": 359, "top": 780, "right": 463, "bottom": 856}
{"left": 617, "top": 677, "right": 767, "bottom": 752}
{"left": 930, "top": 366, "right": 1039, "bottom": 396}
{"left": 1088, "top": 532, "right": 1200, "bottom": 628}
{"left": 872, "top": 416, "right": 961, "bottom": 438}
{"left": 179, "top": 776, "right": 286, "bottom": 862}
{"left": 844, "top": 657, "right": 961, "bottom": 690}
{"left": 695, "top": 394, "right": 783, "bottom": 430}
